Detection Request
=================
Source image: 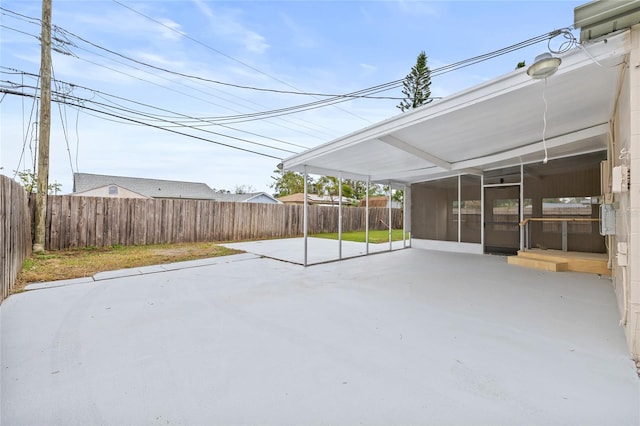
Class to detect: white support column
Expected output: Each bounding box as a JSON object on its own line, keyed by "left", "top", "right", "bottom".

{"left": 520, "top": 164, "right": 524, "bottom": 252}
{"left": 338, "top": 173, "right": 343, "bottom": 260}
{"left": 366, "top": 177, "right": 370, "bottom": 255}
{"left": 303, "top": 166, "right": 308, "bottom": 267}
{"left": 481, "top": 174, "right": 485, "bottom": 252}
{"left": 458, "top": 175, "right": 462, "bottom": 243}
{"left": 405, "top": 184, "right": 412, "bottom": 248}
{"left": 403, "top": 184, "right": 407, "bottom": 249}
{"left": 388, "top": 181, "right": 392, "bottom": 251}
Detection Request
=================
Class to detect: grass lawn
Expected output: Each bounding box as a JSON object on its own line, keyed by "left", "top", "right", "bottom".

{"left": 312, "top": 229, "right": 409, "bottom": 244}
{"left": 14, "top": 242, "right": 243, "bottom": 292}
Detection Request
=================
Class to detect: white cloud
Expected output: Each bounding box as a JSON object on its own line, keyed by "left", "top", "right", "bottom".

{"left": 393, "top": 0, "right": 440, "bottom": 17}
{"left": 192, "top": 0, "right": 214, "bottom": 19}
{"left": 359, "top": 63, "right": 377, "bottom": 78}
{"left": 278, "top": 13, "right": 318, "bottom": 49}
{"left": 191, "top": 2, "right": 270, "bottom": 55}
{"left": 69, "top": 10, "right": 183, "bottom": 45}
{"left": 243, "top": 32, "right": 270, "bottom": 54}
{"left": 156, "top": 18, "right": 185, "bottom": 41}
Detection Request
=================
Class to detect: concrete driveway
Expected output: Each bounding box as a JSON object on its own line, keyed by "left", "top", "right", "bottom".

{"left": 1, "top": 247, "right": 638, "bottom": 425}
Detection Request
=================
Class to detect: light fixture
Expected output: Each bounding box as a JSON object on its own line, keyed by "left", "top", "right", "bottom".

{"left": 526, "top": 53, "right": 562, "bottom": 79}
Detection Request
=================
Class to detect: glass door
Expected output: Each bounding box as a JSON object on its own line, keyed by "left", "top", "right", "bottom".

{"left": 484, "top": 186, "right": 520, "bottom": 255}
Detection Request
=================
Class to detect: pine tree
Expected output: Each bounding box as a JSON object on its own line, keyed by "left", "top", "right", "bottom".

{"left": 397, "top": 51, "right": 432, "bottom": 112}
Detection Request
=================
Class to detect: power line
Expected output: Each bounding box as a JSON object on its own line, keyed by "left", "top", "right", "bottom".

{"left": 2, "top": 7, "right": 573, "bottom": 126}
{"left": 2, "top": 78, "right": 303, "bottom": 156}
{"left": 2, "top": 87, "right": 285, "bottom": 160}
{"left": 110, "top": 0, "right": 375, "bottom": 124}
{"left": 3, "top": 69, "right": 309, "bottom": 151}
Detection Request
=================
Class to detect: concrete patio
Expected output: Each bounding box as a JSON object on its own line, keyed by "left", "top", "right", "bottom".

{"left": 221, "top": 236, "right": 408, "bottom": 264}
{"left": 1, "top": 246, "right": 639, "bottom": 425}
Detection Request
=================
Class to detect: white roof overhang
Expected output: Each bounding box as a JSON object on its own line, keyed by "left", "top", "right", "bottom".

{"left": 282, "top": 31, "right": 631, "bottom": 185}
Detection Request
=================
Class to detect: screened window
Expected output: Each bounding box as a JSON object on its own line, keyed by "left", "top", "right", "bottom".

{"left": 542, "top": 197, "right": 593, "bottom": 233}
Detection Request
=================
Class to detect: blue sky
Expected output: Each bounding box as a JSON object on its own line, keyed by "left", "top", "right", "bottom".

{"left": 1, "top": 0, "right": 584, "bottom": 194}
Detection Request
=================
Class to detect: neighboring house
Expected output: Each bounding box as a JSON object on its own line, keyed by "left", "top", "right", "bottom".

{"left": 212, "top": 192, "right": 282, "bottom": 204}
{"left": 278, "top": 193, "right": 351, "bottom": 206}
{"left": 282, "top": 4, "right": 640, "bottom": 361}
{"left": 72, "top": 184, "right": 150, "bottom": 199}
{"left": 358, "top": 196, "right": 402, "bottom": 209}
{"left": 73, "top": 173, "right": 218, "bottom": 200}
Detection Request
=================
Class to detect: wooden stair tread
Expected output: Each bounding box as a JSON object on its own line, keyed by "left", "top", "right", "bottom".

{"left": 509, "top": 250, "right": 610, "bottom": 275}
{"left": 508, "top": 256, "right": 568, "bottom": 272}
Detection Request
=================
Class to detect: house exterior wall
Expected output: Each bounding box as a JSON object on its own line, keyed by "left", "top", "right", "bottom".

{"left": 72, "top": 185, "right": 148, "bottom": 199}
{"left": 612, "top": 24, "right": 640, "bottom": 361}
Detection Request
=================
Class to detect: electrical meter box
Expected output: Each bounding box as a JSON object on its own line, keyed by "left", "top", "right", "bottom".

{"left": 600, "top": 204, "right": 616, "bottom": 235}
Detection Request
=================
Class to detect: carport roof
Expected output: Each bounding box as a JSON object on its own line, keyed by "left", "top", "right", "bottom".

{"left": 282, "top": 31, "right": 630, "bottom": 185}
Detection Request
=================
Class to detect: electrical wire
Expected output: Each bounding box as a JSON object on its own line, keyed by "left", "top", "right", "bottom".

{"left": 3, "top": 68, "right": 314, "bottom": 150}
{"left": 65, "top": 39, "right": 340, "bottom": 140}
{"left": 2, "top": 87, "right": 285, "bottom": 160}
{"left": 2, "top": 4, "right": 587, "bottom": 164}
{"left": 3, "top": 82, "right": 302, "bottom": 156}
{"left": 11, "top": 75, "right": 40, "bottom": 179}
{"left": 2, "top": 7, "right": 574, "bottom": 125}
{"left": 110, "top": 0, "right": 375, "bottom": 124}
{"left": 1, "top": 5, "right": 342, "bottom": 139}
{"left": 52, "top": 65, "right": 76, "bottom": 174}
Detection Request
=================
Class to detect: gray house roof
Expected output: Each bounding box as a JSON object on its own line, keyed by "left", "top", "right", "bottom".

{"left": 73, "top": 173, "right": 217, "bottom": 200}
{"left": 212, "top": 192, "right": 281, "bottom": 204}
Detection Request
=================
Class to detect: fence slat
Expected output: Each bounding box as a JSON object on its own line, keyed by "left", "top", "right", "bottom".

{"left": 41, "top": 195, "right": 404, "bottom": 250}
{"left": 0, "top": 175, "right": 31, "bottom": 303}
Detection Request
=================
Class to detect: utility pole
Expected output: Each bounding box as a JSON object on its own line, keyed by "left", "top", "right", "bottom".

{"left": 33, "top": 0, "right": 52, "bottom": 253}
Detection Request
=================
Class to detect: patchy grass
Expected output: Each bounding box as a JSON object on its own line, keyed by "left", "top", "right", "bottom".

{"left": 14, "top": 242, "right": 243, "bottom": 292}
{"left": 311, "top": 229, "right": 409, "bottom": 244}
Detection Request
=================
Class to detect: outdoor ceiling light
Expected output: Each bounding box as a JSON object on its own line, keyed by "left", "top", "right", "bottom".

{"left": 527, "top": 53, "right": 562, "bottom": 79}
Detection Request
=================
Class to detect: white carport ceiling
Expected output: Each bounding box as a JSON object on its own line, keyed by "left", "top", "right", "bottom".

{"left": 283, "top": 31, "right": 630, "bottom": 184}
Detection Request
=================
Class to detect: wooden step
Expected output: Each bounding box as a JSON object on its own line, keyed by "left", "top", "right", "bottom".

{"left": 508, "top": 256, "right": 568, "bottom": 272}
{"left": 510, "top": 249, "right": 610, "bottom": 275}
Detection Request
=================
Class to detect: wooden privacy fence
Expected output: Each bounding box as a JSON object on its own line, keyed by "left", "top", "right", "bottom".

{"left": 1, "top": 175, "right": 31, "bottom": 303}
{"left": 44, "top": 195, "right": 403, "bottom": 250}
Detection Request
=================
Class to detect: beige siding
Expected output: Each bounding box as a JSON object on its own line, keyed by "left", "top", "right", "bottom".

{"left": 73, "top": 185, "right": 148, "bottom": 199}
{"left": 612, "top": 24, "right": 640, "bottom": 360}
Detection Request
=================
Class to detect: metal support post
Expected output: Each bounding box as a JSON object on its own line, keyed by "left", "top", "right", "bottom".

{"left": 365, "top": 177, "right": 370, "bottom": 255}
{"left": 303, "top": 166, "right": 308, "bottom": 266}
{"left": 338, "top": 173, "right": 342, "bottom": 260}
{"left": 519, "top": 164, "right": 524, "bottom": 252}
{"left": 402, "top": 184, "right": 407, "bottom": 249}
{"left": 388, "top": 181, "right": 392, "bottom": 251}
